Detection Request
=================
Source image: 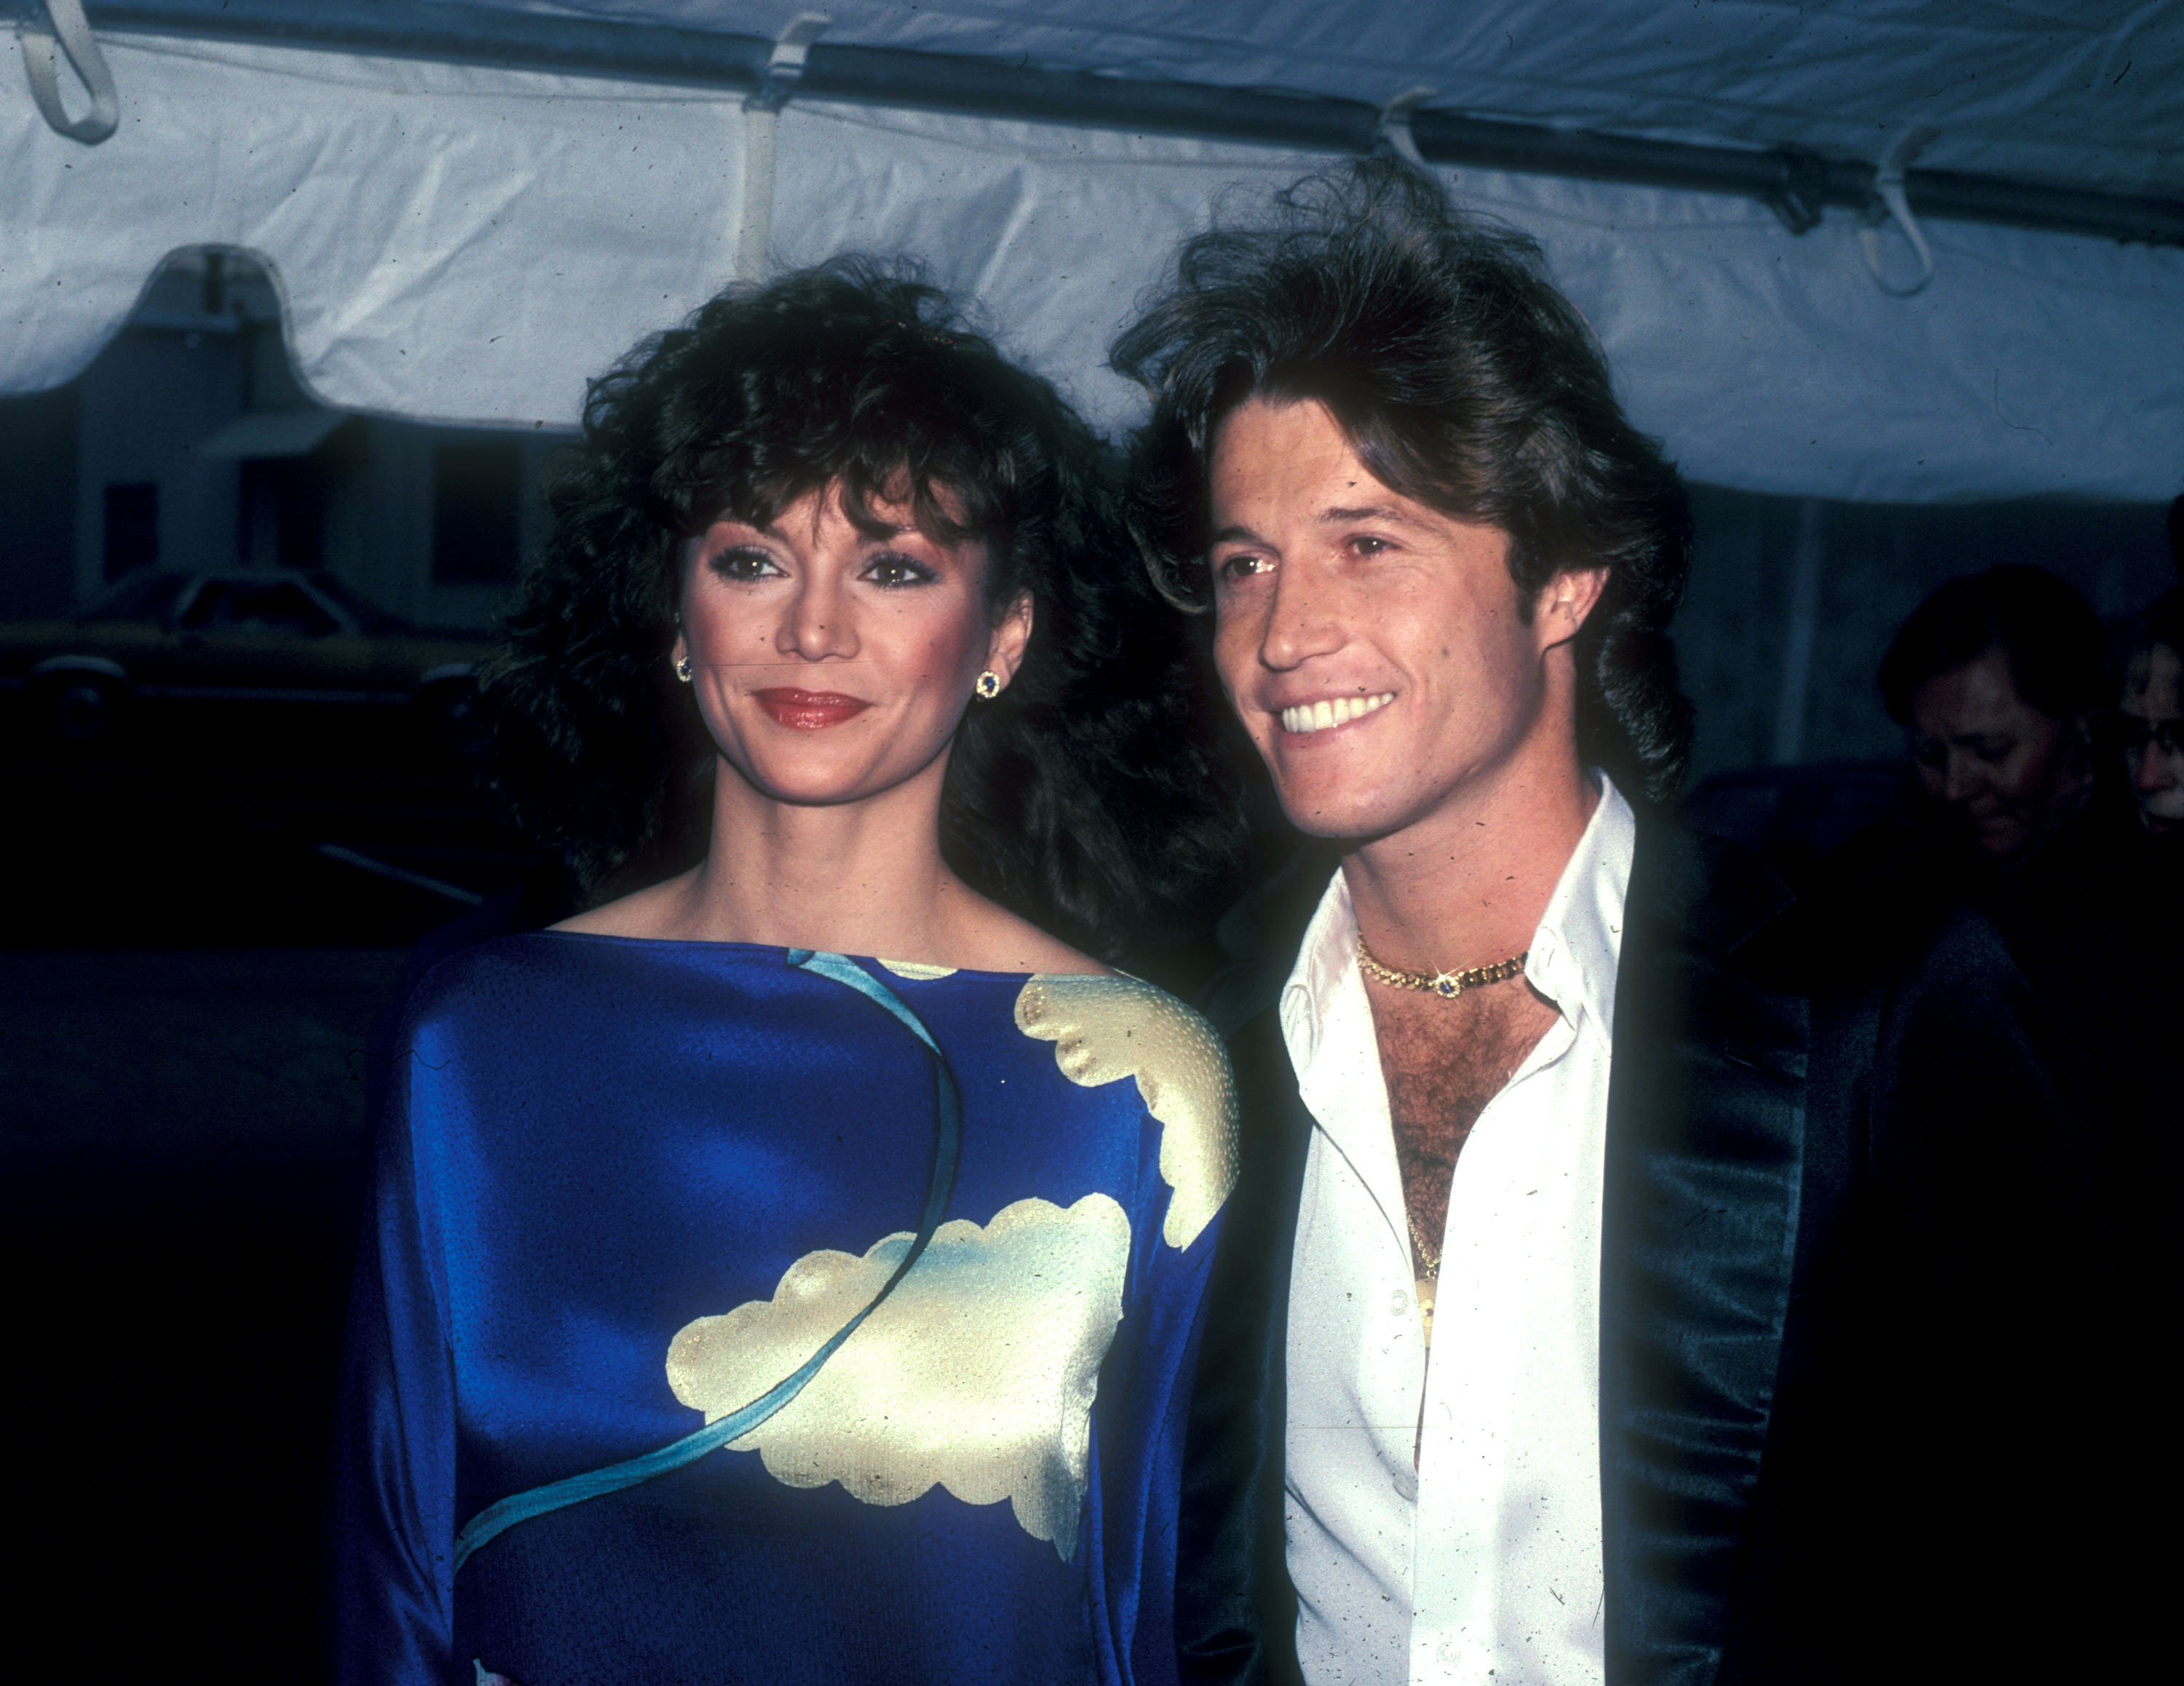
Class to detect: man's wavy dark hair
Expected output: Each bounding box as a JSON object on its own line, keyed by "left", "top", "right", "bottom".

{"left": 486, "top": 258, "right": 1242, "bottom": 962}
{"left": 1112, "top": 159, "right": 1696, "bottom": 804}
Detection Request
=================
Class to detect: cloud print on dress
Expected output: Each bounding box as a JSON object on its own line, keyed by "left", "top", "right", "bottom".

{"left": 1014, "top": 975, "right": 1238, "bottom": 1250}
{"left": 665, "top": 1194, "right": 1129, "bottom": 1557}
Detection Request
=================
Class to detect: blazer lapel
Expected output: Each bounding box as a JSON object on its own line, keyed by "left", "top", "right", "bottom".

{"left": 1599, "top": 823, "right": 1808, "bottom": 1686}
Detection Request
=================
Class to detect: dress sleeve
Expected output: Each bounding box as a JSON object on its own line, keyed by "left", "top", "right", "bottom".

{"left": 331, "top": 1020, "right": 458, "bottom": 1685}
{"left": 1171, "top": 1015, "right": 1307, "bottom": 1686}
{"left": 1092, "top": 1166, "right": 1224, "bottom": 1686}
{"left": 1061, "top": 970, "right": 1241, "bottom": 1686}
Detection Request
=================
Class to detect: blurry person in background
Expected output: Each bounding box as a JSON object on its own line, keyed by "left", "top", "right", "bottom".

{"left": 1879, "top": 565, "right": 2109, "bottom": 868}
{"left": 2119, "top": 590, "right": 2183, "bottom": 854}
{"left": 1870, "top": 568, "right": 2177, "bottom": 1069}
{"left": 1855, "top": 565, "right": 2184, "bottom": 1659}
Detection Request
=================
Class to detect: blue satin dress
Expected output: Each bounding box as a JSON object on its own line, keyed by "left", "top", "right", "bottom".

{"left": 332, "top": 933, "right": 1237, "bottom": 1686}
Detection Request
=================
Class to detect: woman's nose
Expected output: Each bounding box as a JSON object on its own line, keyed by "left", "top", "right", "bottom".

{"left": 778, "top": 576, "right": 858, "bottom": 662}
{"left": 1939, "top": 753, "right": 1982, "bottom": 804}
{"left": 2135, "top": 741, "right": 2172, "bottom": 793}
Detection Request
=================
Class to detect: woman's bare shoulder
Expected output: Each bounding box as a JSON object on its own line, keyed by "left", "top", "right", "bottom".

{"left": 975, "top": 917, "right": 1111, "bottom": 978}
{"left": 943, "top": 889, "right": 1110, "bottom": 977}
{"left": 550, "top": 872, "right": 696, "bottom": 939}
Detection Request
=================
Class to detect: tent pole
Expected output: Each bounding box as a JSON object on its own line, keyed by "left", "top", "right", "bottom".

{"left": 86, "top": 0, "right": 2184, "bottom": 249}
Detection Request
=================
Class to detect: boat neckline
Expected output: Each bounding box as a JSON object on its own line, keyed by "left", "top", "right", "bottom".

{"left": 523, "top": 926, "right": 1117, "bottom": 984}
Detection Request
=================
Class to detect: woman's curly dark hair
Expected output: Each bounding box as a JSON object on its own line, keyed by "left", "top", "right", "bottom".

{"left": 1111, "top": 159, "right": 1696, "bottom": 804}
{"left": 486, "top": 258, "right": 1243, "bottom": 962}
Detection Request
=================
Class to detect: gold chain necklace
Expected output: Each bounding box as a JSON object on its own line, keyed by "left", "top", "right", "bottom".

{"left": 1356, "top": 935, "right": 1529, "bottom": 1002}
{"left": 1361, "top": 932, "right": 1527, "bottom": 1340}
{"left": 1408, "top": 1211, "right": 1441, "bottom": 1347}
{"left": 1406, "top": 1209, "right": 1442, "bottom": 1283}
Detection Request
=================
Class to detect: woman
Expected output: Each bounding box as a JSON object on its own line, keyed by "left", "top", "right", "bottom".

{"left": 333, "top": 262, "right": 1243, "bottom": 1685}
{"left": 1878, "top": 564, "right": 2111, "bottom": 868}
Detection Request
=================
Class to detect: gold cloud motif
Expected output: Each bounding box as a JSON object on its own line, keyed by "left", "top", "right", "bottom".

{"left": 877, "top": 959, "right": 957, "bottom": 980}
{"left": 1013, "top": 976, "right": 1238, "bottom": 1250}
{"left": 665, "top": 1195, "right": 1128, "bottom": 1557}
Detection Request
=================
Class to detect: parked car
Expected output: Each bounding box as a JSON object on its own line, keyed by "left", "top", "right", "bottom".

{"left": 0, "top": 571, "right": 494, "bottom": 751}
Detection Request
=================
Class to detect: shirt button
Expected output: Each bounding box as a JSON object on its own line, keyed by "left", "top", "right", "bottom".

{"left": 1390, "top": 1289, "right": 1410, "bottom": 1316}
{"left": 1391, "top": 1465, "right": 1418, "bottom": 1502}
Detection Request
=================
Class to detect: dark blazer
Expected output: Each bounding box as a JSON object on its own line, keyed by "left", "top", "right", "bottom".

{"left": 1174, "top": 816, "right": 2108, "bottom": 1686}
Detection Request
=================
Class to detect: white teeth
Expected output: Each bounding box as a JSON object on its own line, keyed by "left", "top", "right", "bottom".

{"left": 1280, "top": 692, "right": 1395, "bottom": 735}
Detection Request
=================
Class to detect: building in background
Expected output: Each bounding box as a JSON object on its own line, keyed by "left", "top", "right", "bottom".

{"left": 0, "top": 250, "right": 560, "bottom": 631}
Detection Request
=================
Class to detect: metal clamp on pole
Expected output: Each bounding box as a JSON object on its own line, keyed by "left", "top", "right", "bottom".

{"left": 1762, "top": 148, "right": 1829, "bottom": 237}
{"left": 1373, "top": 84, "right": 1437, "bottom": 169}
{"left": 748, "top": 12, "right": 832, "bottom": 114}
{"left": 20, "top": 0, "right": 119, "bottom": 144}
{"left": 1860, "top": 126, "right": 1939, "bottom": 296}
{"left": 737, "top": 13, "right": 831, "bottom": 283}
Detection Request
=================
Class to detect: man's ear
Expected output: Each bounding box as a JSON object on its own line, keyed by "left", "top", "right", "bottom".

{"left": 984, "top": 591, "right": 1035, "bottom": 690}
{"left": 1535, "top": 567, "right": 1609, "bottom": 652}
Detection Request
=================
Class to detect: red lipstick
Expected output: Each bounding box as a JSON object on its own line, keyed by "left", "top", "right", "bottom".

{"left": 751, "top": 687, "right": 874, "bottom": 730}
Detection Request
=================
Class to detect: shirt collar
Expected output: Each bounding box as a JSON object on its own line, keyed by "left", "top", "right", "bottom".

{"left": 1526, "top": 775, "right": 1634, "bottom": 1038}
{"left": 1279, "top": 773, "right": 1636, "bottom": 1048}
{"left": 1279, "top": 865, "right": 1360, "bottom": 1075}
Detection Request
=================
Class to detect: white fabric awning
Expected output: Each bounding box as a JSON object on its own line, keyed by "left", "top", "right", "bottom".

{"left": 772, "top": 99, "right": 2184, "bottom": 505}
{"left": 4, "top": 23, "right": 2180, "bottom": 504}
{"left": 490, "top": 0, "right": 2183, "bottom": 201}
{"left": 4, "top": 32, "right": 750, "bottom": 431}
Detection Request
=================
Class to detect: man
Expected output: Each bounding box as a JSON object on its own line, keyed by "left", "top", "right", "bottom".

{"left": 1115, "top": 163, "right": 2087, "bottom": 1685}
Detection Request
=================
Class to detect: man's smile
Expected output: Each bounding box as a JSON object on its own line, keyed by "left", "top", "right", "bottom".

{"left": 1278, "top": 692, "right": 1396, "bottom": 736}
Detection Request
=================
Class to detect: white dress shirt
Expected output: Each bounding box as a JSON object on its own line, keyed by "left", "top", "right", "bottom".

{"left": 1282, "top": 779, "right": 1634, "bottom": 1686}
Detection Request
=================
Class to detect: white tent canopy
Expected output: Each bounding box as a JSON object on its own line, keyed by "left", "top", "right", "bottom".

{"left": 4, "top": 1, "right": 2180, "bottom": 504}
{"left": 478, "top": 0, "right": 2184, "bottom": 199}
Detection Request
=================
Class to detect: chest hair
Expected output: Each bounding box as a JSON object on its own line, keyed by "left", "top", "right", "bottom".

{"left": 1366, "top": 980, "right": 1559, "bottom": 1269}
